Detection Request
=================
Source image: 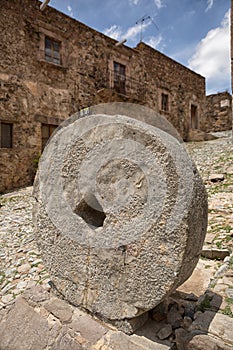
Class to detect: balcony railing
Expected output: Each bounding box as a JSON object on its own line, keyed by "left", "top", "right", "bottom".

{"left": 108, "top": 70, "right": 146, "bottom": 101}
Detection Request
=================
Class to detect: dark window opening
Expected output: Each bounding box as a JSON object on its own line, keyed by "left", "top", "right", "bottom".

{"left": 75, "top": 194, "right": 106, "bottom": 229}
{"left": 161, "top": 93, "right": 169, "bottom": 112}
{"left": 41, "top": 124, "right": 57, "bottom": 151}
{"left": 1, "top": 122, "right": 13, "bottom": 148}
{"left": 45, "top": 37, "right": 61, "bottom": 65}
{"left": 191, "top": 104, "right": 198, "bottom": 129}
{"left": 114, "top": 62, "right": 126, "bottom": 95}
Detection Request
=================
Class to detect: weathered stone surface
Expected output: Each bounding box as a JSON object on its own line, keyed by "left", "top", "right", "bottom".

{"left": 1, "top": 294, "right": 14, "bottom": 304}
{"left": 205, "top": 91, "right": 232, "bottom": 133}
{"left": 22, "top": 285, "right": 50, "bottom": 306}
{"left": 187, "top": 129, "right": 218, "bottom": 142}
{"left": 182, "top": 316, "right": 193, "bottom": 330}
{"left": 1, "top": 285, "right": 233, "bottom": 350}
{"left": 0, "top": 288, "right": 107, "bottom": 350}
{"left": 1, "top": 132, "right": 233, "bottom": 349}
{"left": 187, "top": 334, "right": 233, "bottom": 350}
{"left": 209, "top": 173, "right": 225, "bottom": 182}
{"left": 201, "top": 247, "right": 230, "bottom": 260}
{"left": 110, "top": 312, "right": 149, "bottom": 334}
{"left": 44, "top": 297, "right": 73, "bottom": 323}
{"left": 157, "top": 324, "right": 173, "bottom": 340}
{"left": 92, "top": 331, "right": 171, "bottom": 350}
{"left": 70, "top": 313, "right": 107, "bottom": 344}
{"left": 130, "top": 334, "right": 172, "bottom": 350}
{"left": 175, "top": 327, "right": 190, "bottom": 350}
{"left": 17, "top": 262, "right": 31, "bottom": 274}
{"left": 51, "top": 330, "right": 83, "bottom": 350}
{"left": 88, "top": 102, "right": 183, "bottom": 143}
{"left": 175, "top": 329, "right": 233, "bottom": 350}
{"left": 0, "top": 297, "right": 49, "bottom": 350}
{"left": 33, "top": 113, "right": 208, "bottom": 321}
{"left": 192, "top": 311, "right": 233, "bottom": 346}
{"left": 167, "top": 304, "right": 183, "bottom": 329}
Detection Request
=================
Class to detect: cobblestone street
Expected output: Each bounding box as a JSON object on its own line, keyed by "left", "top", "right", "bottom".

{"left": 1, "top": 131, "right": 233, "bottom": 314}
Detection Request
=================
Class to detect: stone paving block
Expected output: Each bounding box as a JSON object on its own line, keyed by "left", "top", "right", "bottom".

{"left": 0, "top": 297, "right": 49, "bottom": 350}
{"left": 92, "top": 331, "right": 172, "bottom": 350}
{"left": 192, "top": 310, "right": 233, "bottom": 347}
{"left": 70, "top": 313, "right": 108, "bottom": 345}
{"left": 201, "top": 247, "right": 230, "bottom": 260}
{"left": 209, "top": 174, "right": 225, "bottom": 182}
{"left": 187, "top": 333, "right": 233, "bottom": 350}
{"left": 44, "top": 297, "right": 73, "bottom": 323}
{"left": 51, "top": 330, "right": 83, "bottom": 350}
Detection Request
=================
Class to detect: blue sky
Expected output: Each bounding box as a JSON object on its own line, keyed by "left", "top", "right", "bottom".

{"left": 48, "top": 0, "right": 231, "bottom": 95}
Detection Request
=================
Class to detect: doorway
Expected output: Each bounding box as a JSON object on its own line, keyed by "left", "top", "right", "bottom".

{"left": 191, "top": 104, "right": 198, "bottom": 129}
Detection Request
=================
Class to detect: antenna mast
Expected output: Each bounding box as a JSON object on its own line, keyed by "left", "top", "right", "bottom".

{"left": 136, "top": 15, "right": 159, "bottom": 42}
{"left": 136, "top": 15, "right": 150, "bottom": 42}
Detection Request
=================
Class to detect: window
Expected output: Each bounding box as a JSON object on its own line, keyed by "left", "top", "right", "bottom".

{"left": 45, "top": 37, "right": 61, "bottom": 65}
{"left": 114, "top": 62, "right": 126, "bottom": 94}
{"left": 161, "top": 93, "right": 169, "bottom": 112}
{"left": 1, "top": 122, "right": 13, "bottom": 148}
{"left": 38, "top": 27, "right": 66, "bottom": 67}
{"left": 41, "top": 124, "right": 57, "bottom": 150}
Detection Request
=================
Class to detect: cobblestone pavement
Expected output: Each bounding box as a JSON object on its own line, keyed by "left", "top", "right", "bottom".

{"left": 184, "top": 130, "right": 233, "bottom": 316}
{"left": 186, "top": 130, "right": 233, "bottom": 253}
{"left": 0, "top": 187, "right": 50, "bottom": 306}
{"left": 0, "top": 131, "right": 233, "bottom": 315}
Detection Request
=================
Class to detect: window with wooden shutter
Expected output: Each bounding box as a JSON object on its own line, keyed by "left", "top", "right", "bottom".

{"left": 1, "top": 122, "right": 13, "bottom": 148}
{"left": 114, "top": 62, "right": 126, "bottom": 95}
{"left": 45, "top": 37, "right": 61, "bottom": 65}
{"left": 161, "top": 93, "right": 169, "bottom": 112}
{"left": 41, "top": 124, "right": 57, "bottom": 150}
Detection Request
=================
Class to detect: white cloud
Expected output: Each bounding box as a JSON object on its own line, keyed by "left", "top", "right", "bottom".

{"left": 187, "top": 10, "right": 195, "bottom": 17}
{"left": 129, "top": 0, "right": 140, "bottom": 5}
{"left": 154, "top": 0, "right": 164, "bottom": 9}
{"left": 205, "top": 0, "right": 214, "bottom": 12}
{"left": 104, "top": 21, "right": 151, "bottom": 42}
{"left": 125, "top": 21, "right": 150, "bottom": 41}
{"left": 188, "top": 9, "right": 230, "bottom": 93}
{"left": 145, "top": 34, "right": 163, "bottom": 49}
{"left": 67, "top": 5, "right": 73, "bottom": 17}
{"left": 103, "top": 25, "right": 122, "bottom": 41}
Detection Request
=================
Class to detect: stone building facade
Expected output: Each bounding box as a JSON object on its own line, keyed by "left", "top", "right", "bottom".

{"left": 204, "top": 92, "right": 232, "bottom": 132}
{"left": 0, "top": 0, "right": 207, "bottom": 192}
{"left": 232, "top": 0, "right": 233, "bottom": 117}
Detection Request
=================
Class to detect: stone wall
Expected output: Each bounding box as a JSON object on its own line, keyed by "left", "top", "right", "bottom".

{"left": 231, "top": 0, "right": 233, "bottom": 124}
{"left": 135, "top": 43, "right": 206, "bottom": 139}
{"left": 0, "top": 0, "right": 206, "bottom": 192}
{"left": 204, "top": 92, "right": 232, "bottom": 132}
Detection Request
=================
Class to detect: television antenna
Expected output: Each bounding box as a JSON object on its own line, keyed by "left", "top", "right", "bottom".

{"left": 136, "top": 15, "right": 159, "bottom": 42}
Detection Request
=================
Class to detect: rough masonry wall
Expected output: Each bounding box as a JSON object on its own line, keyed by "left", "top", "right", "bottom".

{"left": 205, "top": 92, "right": 232, "bottom": 132}
{"left": 136, "top": 43, "right": 206, "bottom": 140}
{"left": 0, "top": 76, "right": 40, "bottom": 191}
{"left": 232, "top": 0, "right": 233, "bottom": 118}
{"left": 0, "top": 0, "right": 206, "bottom": 192}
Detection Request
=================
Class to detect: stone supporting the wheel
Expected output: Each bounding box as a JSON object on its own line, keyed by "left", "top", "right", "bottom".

{"left": 33, "top": 111, "right": 208, "bottom": 321}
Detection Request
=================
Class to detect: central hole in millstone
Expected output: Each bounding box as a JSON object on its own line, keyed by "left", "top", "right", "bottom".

{"left": 75, "top": 194, "right": 106, "bottom": 229}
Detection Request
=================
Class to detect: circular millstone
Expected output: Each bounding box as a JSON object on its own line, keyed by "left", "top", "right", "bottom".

{"left": 33, "top": 112, "right": 208, "bottom": 320}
